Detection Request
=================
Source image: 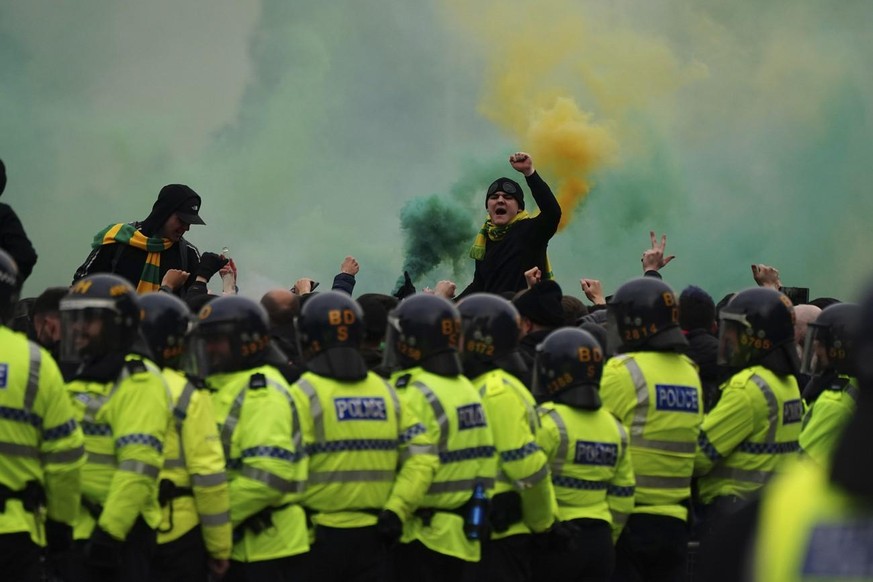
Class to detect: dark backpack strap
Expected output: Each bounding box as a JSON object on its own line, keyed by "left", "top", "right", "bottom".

{"left": 110, "top": 244, "right": 125, "bottom": 274}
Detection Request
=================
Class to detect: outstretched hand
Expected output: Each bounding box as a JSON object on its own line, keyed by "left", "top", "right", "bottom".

{"left": 642, "top": 231, "right": 675, "bottom": 273}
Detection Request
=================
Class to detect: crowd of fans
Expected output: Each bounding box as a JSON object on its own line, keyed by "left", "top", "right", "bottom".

{"left": 0, "top": 152, "right": 870, "bottom": 582}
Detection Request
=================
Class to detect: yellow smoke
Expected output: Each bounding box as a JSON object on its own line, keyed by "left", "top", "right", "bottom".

{"left": 527, "top": 98, "right": 618, "bottom": 230}
{"left": 440, "top": 0, "right": 706, "bottom": 230}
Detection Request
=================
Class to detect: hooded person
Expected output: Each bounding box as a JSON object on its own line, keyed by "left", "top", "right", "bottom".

{"left": 457, "top": 152, "right": 561, "bottom": 299}
{"left": 0, "top": 158, "right": 39, "bottom": 284}
{"left": 72, "top": 184, "right": 208, "bottom": 294}
{"left": 513, "top": 279, "right": 565, "bottom": 388}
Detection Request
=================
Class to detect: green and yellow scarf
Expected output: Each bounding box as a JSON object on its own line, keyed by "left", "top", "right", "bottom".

{"left": 469, "top": 211, "right": 554, "bottom": 279}
{"left": 93, "top": 223, "right": 173, "bottom": 293}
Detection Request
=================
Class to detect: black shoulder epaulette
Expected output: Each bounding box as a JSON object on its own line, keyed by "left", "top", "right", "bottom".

{"left": 185, "top": 375, "right": 207, "bottom": 390}
{"left": 394, "top": 373, "right": 412, "bottom": 389}
{"left": 126, "top": 359, "right": 147, "bottom": 375}
{"left": 249, "top": 373, "right": 268, "bottom": 390}
{"left": 827, "top": 377, "right": 852, "bottom": 392}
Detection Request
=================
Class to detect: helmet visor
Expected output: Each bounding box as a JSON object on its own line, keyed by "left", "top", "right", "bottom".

{"left": 59, "top": 306, "right": 118, "bottom": 364}
{"left": 187, "top": 323, "right": 242, "bottom": 377}
{"left": 800, "top": 323, "right": 829, "bottom": 376}
{"left": 380, "top": 314, "right": 415, "bottom": 374}
{"left": 717, "top": 315, "right": 750, "bottom": 368}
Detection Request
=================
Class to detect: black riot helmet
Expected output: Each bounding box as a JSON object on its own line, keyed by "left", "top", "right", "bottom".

{"left": 384, "top": 293, "right": 462, "bottom": 376}
{"left": 59, "top": 274, "right": 141, "bottom": 364}
{"left": 801, "top": 303, "right": 859, "bottom": 377}
{"left": 295, "top": 291, "right": 368, "bottom": 381}
{"left": 607, "top": 277, "right": 687, "bottom": 353}
{"left": 188, "top": 296, "right": 270, "bottom": 376}
{"left": 0, "top": 249, "right": 20, "bottom": 324}
{"left": 533, "top": 328, "right": 604, "bottom": 409}
{"left": 717, "top": 287, "right": 799, "bottom": 374}
{"left": 140, "top": 292, "right": 191, "bottom": 370}
{"left": 457, "top": 293, "right": 526, "bottom": 378}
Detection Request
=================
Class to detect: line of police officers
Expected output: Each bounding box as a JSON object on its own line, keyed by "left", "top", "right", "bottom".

{"left": 0, "top": 245, "right": 866, "bottom": 582}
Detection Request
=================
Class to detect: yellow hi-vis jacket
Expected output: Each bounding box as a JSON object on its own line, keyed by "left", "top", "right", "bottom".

{"left": 0, "top": 327, "right": 85, "bottom": 545}
{"left": 209, "top": 365, "right": 309, "bottom": 562}
{"left": 799, "top": 376, "right": 858, "bottom": 466}
{"left": 66, "top": 355, "right": 171, "bottom": 540}
{"left": 156, "top": 368, "right": 231, "bottom": 559}
{"left": 694, "top": 365, "right": 801, "bottom": 503}
{"left": 536, "top": 402, "right": 636, "bottom": 542}
{"left": 391, "top": 367, "right": 495, "bottom": 562}
{"left": 600, "top": 352, "right": 703, "bottom": 522}
{"left": 470, "top": 370, "right": 556, "bottom": 539}
{"left": 752, "top": 460, "right": 873, "bottom": 582}
{"left": 293, "top": 371, "right": 438, "bottom": 528}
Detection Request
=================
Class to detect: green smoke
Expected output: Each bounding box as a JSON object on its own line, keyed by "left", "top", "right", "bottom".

{"left": 394, "top": 157, "right": 510, "bottom": 292}
{"left": 397, "top": 195, "right": 476, "bottom": 289}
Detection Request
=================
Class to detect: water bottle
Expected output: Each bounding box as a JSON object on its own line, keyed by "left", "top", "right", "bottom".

{"left": 464, "top": 481, "right": 488, "bottom": 540}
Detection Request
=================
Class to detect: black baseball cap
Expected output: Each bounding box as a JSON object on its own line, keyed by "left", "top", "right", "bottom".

{"left": 175, "top": 195, "right": 205, "bottom": 225}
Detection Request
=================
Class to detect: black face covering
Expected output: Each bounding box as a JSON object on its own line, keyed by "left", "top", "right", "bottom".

{"left": 307, "top": 348, "right": 369, "bottom": 382}
{"left": 756, "top": 344, "right": 802, "bottom": 377}
{"left": 73, "top": 352, "right": 128, "bottom": 383}
{"left": 420, "top": 351, "right": 463, "bottom": 377}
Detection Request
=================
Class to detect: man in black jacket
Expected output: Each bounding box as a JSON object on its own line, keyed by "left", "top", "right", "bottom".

{"left": 457, "top": 152, "right": 561, "bottom": 299}
{"left": 73, "top": 184, "right": 204, "bottom": 294}
{"left": 0, "top": 159, "right": 39, "bottom": 285}
{"left": 679, "top": 285, "right": 729, "bottom": 412}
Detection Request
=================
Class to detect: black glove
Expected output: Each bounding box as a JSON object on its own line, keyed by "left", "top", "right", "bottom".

{"left": 196, "top": 252, "right": 229, "bottom": 281}
{"left": 393, "top": 271, "right": 416, "bottom": 300}
{"left": 84, "top": 527, "right": 123, "bottom": 571}
{"left": 45, "top": 519, "right": 73, "bottom": 554}
{"left": 375, "top": 509, "right": 403, "bottom": 548}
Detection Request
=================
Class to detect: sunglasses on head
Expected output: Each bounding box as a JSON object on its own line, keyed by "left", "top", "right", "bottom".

{"left": 487, "top": 181, "right": 518, "bottom": 197}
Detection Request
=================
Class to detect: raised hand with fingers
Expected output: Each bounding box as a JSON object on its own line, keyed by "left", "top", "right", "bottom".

{"left": 642, "top": 231, "right": 675, "bottom": 273}
{"left": 751, "top": 264, "right": 782, "bottom": 289}
{"left": 580, "top": 278, "right": 606, "bottom": 306}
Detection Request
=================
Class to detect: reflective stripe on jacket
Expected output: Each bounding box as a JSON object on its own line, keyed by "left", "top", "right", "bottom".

{"left": 293, "top": 370, "right": 437, "bottom": 529}
{"left": 67, "top": 355, "right": 171, "bottom": 540}
{"left": 537, "top": 402, "right": 635, "bottom": 541}
{"left": 209, "top": 365, "right": 308, "bottom": 562}
{"left": 694, "top": 365, "right": 801, "bottom": 503}
{"left": 157, "top": 368, "right": 231, "bottom": 559}
{"left": 0, "top": 328, "right": 85, "bottom": 545}
{"left": 394, "top": 367, "right": 494, "bottom": 562}
{"left": 472, "top": 369, "right": 555, "bottom": 539}
{"left": 600, "top": 352, "right": 703, "bottom": 521}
